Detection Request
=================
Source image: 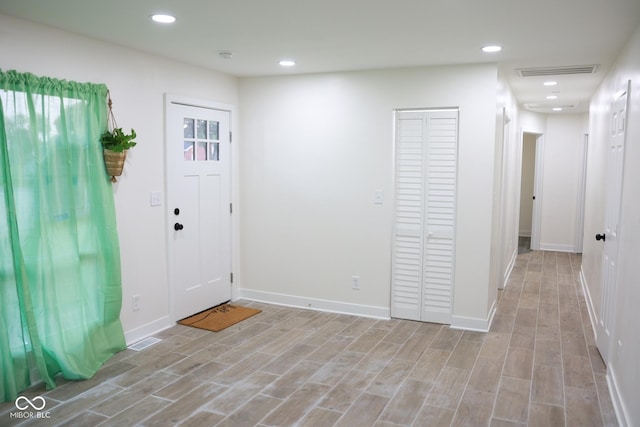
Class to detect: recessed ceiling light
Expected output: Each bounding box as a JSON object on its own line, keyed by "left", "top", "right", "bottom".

{"left": 481, "top": 45, "right": 502, "bottom": 53}
{"left": 218, "top": 51, "right": 233, "bottom": 60}
{"left": 544, "top": 81, "right": 557, "bottom": 86}
{"left": 279, "top": 60, "right": 296, "bottom": 67}
{"left": 553, "top": 107, "right": 563, "bottom": 111}
{"left": 546, "top": 95, "right": 558, "bottom": 100}
{"left": 151, "top": 14, "right": 176, "bottom": 24}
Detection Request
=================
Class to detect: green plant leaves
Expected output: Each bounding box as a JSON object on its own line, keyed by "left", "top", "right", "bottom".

{"left": 101, "top": 128, "right": 137, "bottom": 152}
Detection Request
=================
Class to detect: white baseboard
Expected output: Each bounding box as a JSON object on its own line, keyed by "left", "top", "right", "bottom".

{"left": 608, "top": 366, "right": 629, "bottom": 427}
{"left": 518, "top": 231, "right": 531, "bottom": 237}
{"left": 451, "top": 299, "right": 496, "bottom": 332}
{"left": 581, "top": 268, "right": 625, "bottom": 426}
{"left": 124, "top": 316, "right": 174, "bottom": 345}
{"left": 238, "top": 288, "right": 390, "bottom": 320}
{"left": 579, "top": 266, "right": 598, "bottom": 341}
{"left": 539, "top": 243, "right": 575, "bottom": 253}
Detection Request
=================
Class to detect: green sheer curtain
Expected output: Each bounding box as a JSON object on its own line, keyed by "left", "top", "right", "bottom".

{"left": 0, "top": 70, "right": 126, "bottom": 402}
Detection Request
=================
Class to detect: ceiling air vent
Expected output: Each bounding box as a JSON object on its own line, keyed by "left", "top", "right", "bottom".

{"left": 524, "top": 103, "right": 575, "bottom": 110}
{"left": 517, "top": 65, "right": 599, "bottom": 77}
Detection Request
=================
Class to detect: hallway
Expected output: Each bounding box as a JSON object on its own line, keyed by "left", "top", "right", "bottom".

{"left": 0, "top": 251, "right": 616, "bottom": 426}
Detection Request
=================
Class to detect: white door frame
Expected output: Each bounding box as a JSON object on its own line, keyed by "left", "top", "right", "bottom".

{"left": 574, "top": 134, "right": 589, "bottom": 253}
{"left": 530, "top": 134, "right": 545, "bottom": 251}
{"left": 516, "top": 131, "right": 544, "bottom": 251}
{"left": 163, "top": 93, "right": 237, "bottom": 323}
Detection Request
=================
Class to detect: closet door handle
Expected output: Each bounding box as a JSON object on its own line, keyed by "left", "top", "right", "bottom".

{"left": 595, "top": 233, "right": 606, "bottom": 241}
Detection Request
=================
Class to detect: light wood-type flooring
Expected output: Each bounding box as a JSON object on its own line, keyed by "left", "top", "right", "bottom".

{"left": 0, "top": 251, "right": 617, "bottom": 426}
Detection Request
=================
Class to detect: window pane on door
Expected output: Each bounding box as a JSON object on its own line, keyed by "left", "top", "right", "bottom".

{"left": 184, "top": 118, "right": 194, "bottom": 139}
{"left": 197, "top": 119, "right": 207, "bottom": 139}
{"left": 184, "top": 141, "right": 194, "bottom": 160}
{"left": 209, "top": 121, "right": 219, "bottom": 140}
{"left": 196, "top": 142, "right": 207, "bottom": 161}
{"left": 209, "top": 143, "right": 219, "bottom": 161}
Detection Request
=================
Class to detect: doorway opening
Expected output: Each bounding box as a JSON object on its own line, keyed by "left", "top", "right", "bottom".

{"left": 518, "top": 132, "right": 543, "bottom": 253}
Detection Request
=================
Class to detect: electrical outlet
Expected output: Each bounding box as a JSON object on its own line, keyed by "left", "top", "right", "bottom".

{"left": 132, "top": 294, "right": 141, "bottom": 311}
{"left": 352, "top": 276, "right": 360, "bottom": 290}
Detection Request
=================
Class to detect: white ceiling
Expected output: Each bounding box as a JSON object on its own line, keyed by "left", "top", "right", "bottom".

{"left": 1, "top": 0, "right": 638, "bottom": 114}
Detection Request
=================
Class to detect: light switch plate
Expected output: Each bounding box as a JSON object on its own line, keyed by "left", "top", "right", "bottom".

{"left": 150, "top": 191, "right": 162, "bottom": 207}
{"left": 374, "top": 190, "right": 384, "bottom": 205}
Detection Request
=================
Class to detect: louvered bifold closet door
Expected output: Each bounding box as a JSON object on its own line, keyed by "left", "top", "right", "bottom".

{"left": 391, "top": 112, "right": 426, "bottom": 321}
{"left": 391, "top": 110, "right": 458, "bottom": 324}
{"left": 422, "top": 111, "right": 458, "bottom": 324}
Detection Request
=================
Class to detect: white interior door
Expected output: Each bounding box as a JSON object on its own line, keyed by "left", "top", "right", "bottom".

{"left": 597, "top": 83, "right": 628, "bottom": 363}
{"left": 166, "top": 98, "right": 232, "bottom": 321}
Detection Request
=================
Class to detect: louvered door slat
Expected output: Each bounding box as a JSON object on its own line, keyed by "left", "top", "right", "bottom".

{"left": 422, "top": 113, "right": 457, "bottom": 324}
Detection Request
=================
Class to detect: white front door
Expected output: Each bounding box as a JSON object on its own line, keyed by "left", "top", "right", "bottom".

{"left": 166, "top": 98, "right": 232, "bottom": 321}
{"left": 597, "top": 84, "right": 629, "bottom": 363}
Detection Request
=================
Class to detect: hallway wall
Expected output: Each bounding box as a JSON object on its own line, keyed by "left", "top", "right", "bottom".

{"left": 582, "top": 23, "right": 640, "bottom": 426}
{"left": 539, "top": 114, "right": 587, "bottom": 252}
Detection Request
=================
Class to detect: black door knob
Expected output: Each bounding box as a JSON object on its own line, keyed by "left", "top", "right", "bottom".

{"left": 595, "top": 233, "right": 606, "bottom": 241}
{"left": 174, "top": 208, "right": 180, "bottom": 215}
{"left": 174, "top": 223, "right": 184, "bottom": 231}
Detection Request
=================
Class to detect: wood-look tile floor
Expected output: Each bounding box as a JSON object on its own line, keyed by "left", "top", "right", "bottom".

{"left": 1, "top": 251, "right": 617, "bottom": 426}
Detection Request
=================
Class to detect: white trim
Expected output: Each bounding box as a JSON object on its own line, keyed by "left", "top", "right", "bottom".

{"left": 579, "top": 266, "right": 598, "bottom": 341}
{"left": 124, "top": 316, "right": 173, "bottom": 345}
{"left": 501, "top": 249, "right": 517, "bottom": 290}
{"left": 538, "top": 243, "right": 575, "bottom": 253}
{"left": 574, "top": 134, "right": 589, "bottom": 252}
{"left": 531, "top": 134, "right": 545, "bottom": 250}
{"left": 238, "top": 289, "right": 390, "bottom": 319}
{"left": 608, "top": 366, "right": 629, "bottom": 427}
{"left": 451, "top": 299, "right": 496, "bottom": 332}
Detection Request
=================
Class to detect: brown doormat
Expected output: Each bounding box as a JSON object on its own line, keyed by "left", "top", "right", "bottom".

{"left": 178, "top": 304, "right": 261, "bottom": 332}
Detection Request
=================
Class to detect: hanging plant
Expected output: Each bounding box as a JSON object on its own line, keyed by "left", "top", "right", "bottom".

{"left": 101, "top": 92, "right": 137, "bottom": 182}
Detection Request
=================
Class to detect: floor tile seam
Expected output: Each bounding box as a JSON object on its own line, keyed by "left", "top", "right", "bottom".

{"left": 449, "top": 332, "right": 489, "bottom": 426}
{"left": 228, "top": 392, "right": 285, "bottom": 427}
{"left": 327, "top": 389, "right": 366, "bottom": 426}
{"left": 93, "top": 394, "right": 169, "bottom": 427}
{"left": 523, "top": 271, "right": 543, "bottom": 427}
{"left": 488, "top": 253, "right": 527, "bottom": 424}
{"left": 398, "top": 384, "right": 435, "bottom": 427}
{"left": 216, "top": 324, "right": 281, "bottom": 349}
{"left": 402, "top": 325, "right": 441, "bottom": 350}
{"left": 266, "top": 385, "right": 334, "bottom": 427}
{"left": 554, "top": 263, "right": 569, "bottom": 427}
{"left": 570, "top": 260, "right": 608, "bottom": 427}
{"left": 367, "top": 376, "right": 411, "bottom": 427}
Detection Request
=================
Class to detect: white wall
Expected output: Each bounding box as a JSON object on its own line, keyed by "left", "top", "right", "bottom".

{"left": 583, "top": 23, "right": 640, "bottom": 426}
{"left": 238, "top": 65, "right": 499, "bottom": 327}
{"left": 0, "top": 14, "right": 239, "bottom": 343}
{"left": 490, "top": 71, "right": 520, "bottom": 293}
{"left": 539, "top": 114, "right": 587, "bottom": 252}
